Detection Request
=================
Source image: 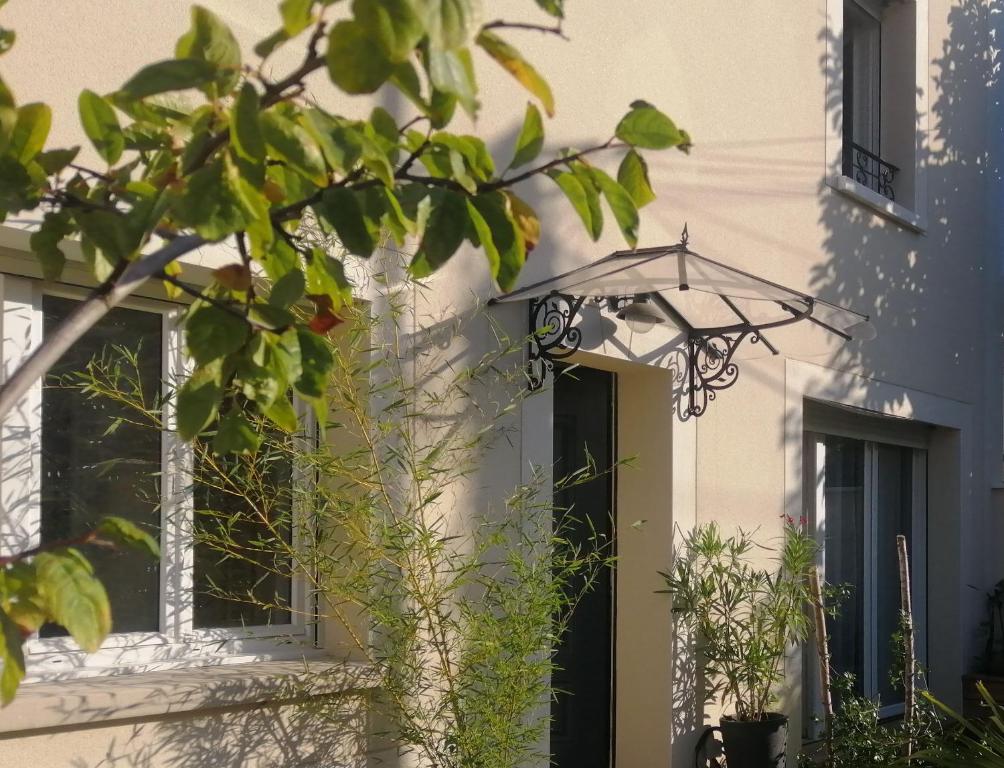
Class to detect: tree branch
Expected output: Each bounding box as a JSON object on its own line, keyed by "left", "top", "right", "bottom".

{"left": 482, "top": 19, "right": 568, "bottom": 40}
{"left": 482, "top": 139, "right": 619, "bottom": 191}
{"left": 0, "top": 234, "right": 205, "bottom": 422}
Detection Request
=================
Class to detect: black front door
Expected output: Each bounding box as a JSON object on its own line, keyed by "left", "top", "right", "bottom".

{"left": 551, "top": 366, "right": 615, "bottom": 768}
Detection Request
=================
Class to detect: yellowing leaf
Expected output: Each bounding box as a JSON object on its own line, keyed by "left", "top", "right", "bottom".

{"left": 34, "top": 550, "right": 111, "bottom": 652}
{"left": 475, "top": 30, "right": 554, "bottom": 117}
{"left": 10, "top": 103, "right": 51, "bottom": 164}
{"left": 503, "top": 191, "right": 540, "bottom": 252}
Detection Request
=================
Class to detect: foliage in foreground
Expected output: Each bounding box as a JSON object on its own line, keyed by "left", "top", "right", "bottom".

{"left": 66, "top": 281, "right": 614, "bottom": 768}
{"left": 0, "top": 0, "right": 689, "bottom": 703}
{"left": 0, "top": 0, "right": 690, "bottom": 435}
{"left": 660, "top": 519, "right": 816, "bottom": 722}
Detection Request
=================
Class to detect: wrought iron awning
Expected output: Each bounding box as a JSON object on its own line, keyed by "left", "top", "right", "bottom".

{"left": 490, "top": 227, "right": 874, "bottom": 419}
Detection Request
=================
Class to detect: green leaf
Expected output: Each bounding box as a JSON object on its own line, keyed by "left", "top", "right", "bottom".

{"left": 280, "top": 0, "right": 315, "bottom": 36}
{"left": 510, "top": 102, "right": 543, "bottom": 170}
{"left": 269, "top": 268, "right": 306, "bottom": 308}
{"left": 567, "top": 163, "right": 604, "bottom": 240}
{"left": 470, "top": 192, "right": 525, "bottom": 290}
{"left": 78, "top": 89, "right": 124, "bottom": 165}
{"left": 354, "top": 0, "right": 423, "bottom": 63}
{"left": 0, "top": 27, "right": 16, "bottom": 57}
{"left": 314, "top": 187, "right": 378, "bottom": 257}
{"left": 617, "top": 149, "right": 655, "bottom": 208}
{"left": 588, "top": 167, "right": 639, "bottom": 247}
{"left": 475, "top": 30, "right": 553, "bottom": 117}
{"left": 369, "top": 107, "right": 400, "bottom": 163}
{"left": 75, "top": 209, "right": 137, "bottom": 263}
{"left": 175, "top": 5, "right": 242, "bottom": 96}
{"left": 34, "top": 550, "right": 110, "bottom": 652}
{"left": 362, "top": 185, "right": 412, "bottom": 244}
{"left": 95, "top": 517, "right": 160, "bottom": 559}
{"left": 306, "top": 251, "right": 353, "bottom": 309}
{"left": 261, "top": 111, "right": 327, "bottom": 185}
{"left": 411, "top": 0, "right": 479, "bottom": 50}
{"left": 615, "top": 102, "right": 684, "bottom": 149}
{"left": 548, "top": 170, "right": 598, "bottom": 240}
{"left": 465, "top": 198, "right": 498, "bottom": 278}
{"left": 249, "top": 303, "right": 294, "bottom": 330}
{"left": 410, "top": 190, "right": 467, "bottom": 277}
{"left": 533, "top": 0, "right": 563, "bottom": 18}
{"left": 212, "top": 410, "right": 261, "bottom": 455}
{"left": 173, "top": 156, "right": 252, "bottom": 241}
{"left": 0, "top": 608, "right": 25, "bottom": 706}
{"left": 268, "top": 326, "right": 304, "bottom": 383}
{"left": 264, "top": 396, "right": 299, "bottom": 433}
{"left": 254, "top": 28, "right": 291, "bottom": 60}
{"left": 119, "top": 58, "right": 218, "bottom": 100}
{"left": 176, "top": 362, "right": 223, "bottom": 440}
{"left": 30, "top": 210, "right": 74, "bottom": 281}
{"left": 36, "top": 146, "right": 80, "bottom": 175}
{"left": 431, "top": 132, "right": 493, "bottom": 179}
{"left": 9, "top": 103, "right": 51, "bottom": 164}
{"left": 185, "top": 303, "right": 248, "bottom": 366}
{"left": 231, "top": 82, "right": 265, "bottom": 162}
{"left": 294, "top": 327, "right": 334, "bottom": 399}
{"left": 302, "top": 109, "right": 362, "bottom": 175}
{"left": 426, "top": 48, "right": 478, "bottom": 117}
{"left": 326, "top": 20, "right": 393, "bottom": 95}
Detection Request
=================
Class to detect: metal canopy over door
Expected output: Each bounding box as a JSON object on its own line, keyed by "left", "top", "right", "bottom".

{"left": 551, "top": 366, "right": 615, "bottom": 768}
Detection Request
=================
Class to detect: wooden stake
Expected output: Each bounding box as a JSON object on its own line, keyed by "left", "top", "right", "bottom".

{"left": 897, "top": 534, "right": 916, "bottom": 760}
{"left": 809, "top": 566, "right": 834, "bottom": 768}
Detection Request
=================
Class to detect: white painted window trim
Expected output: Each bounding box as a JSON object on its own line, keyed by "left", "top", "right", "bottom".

{"left": 824, "top": 0, "right": 930, "bottom": 232}
{"left": 0, "top": 275, "right": 316, "bottom": 682}
{"left": 785, "top": 357, "right": 972, "bottom": 740}
{"left": 805, "top": 432, "right": 928, "bottom": 723}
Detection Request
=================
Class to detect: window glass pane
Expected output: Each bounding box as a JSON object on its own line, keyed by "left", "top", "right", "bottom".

{"left": 193, "top": 442, "right": 293, "bottom": 629}
{"left": 843, "top": 1, "right": 881, "bottom": 152}
{"left": 40, "top": 295, "right": 162, "bottom": 636}
{"left": 875, "top": 444, "right": 914, "bottom": 706}
{"left": 822, "top": 435, "right": 866, "bottom": 697}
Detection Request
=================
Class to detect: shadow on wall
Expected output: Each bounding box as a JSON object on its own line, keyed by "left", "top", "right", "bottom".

{"left": 8, "top": 668, "right": 374, "bottom": 768}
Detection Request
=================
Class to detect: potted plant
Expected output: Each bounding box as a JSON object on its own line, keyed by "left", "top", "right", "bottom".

{"left": 661, "top": 518, "right": 815, "bottom": 768}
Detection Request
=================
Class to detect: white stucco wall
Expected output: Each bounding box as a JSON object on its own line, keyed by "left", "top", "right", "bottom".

{"left": 0, "top": 0, "right": 1000, "bottom": 766}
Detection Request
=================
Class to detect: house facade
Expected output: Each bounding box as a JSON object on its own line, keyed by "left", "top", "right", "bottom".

{"left": 0, "top": 1, "right": 1002, "bottom": 767}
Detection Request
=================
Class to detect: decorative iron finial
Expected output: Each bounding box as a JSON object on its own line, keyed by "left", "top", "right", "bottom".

{"left": 680, "top": 222, "right": 690, "bottom": 248}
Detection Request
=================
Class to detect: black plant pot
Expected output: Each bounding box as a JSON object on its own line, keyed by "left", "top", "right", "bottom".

{"left": 717, "top": 712, "right": 788, "bottom": 768}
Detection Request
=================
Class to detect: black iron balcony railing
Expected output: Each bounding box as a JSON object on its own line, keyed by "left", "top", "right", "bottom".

{"left": 843, "top": 140, "right": 898, "bottom": 202}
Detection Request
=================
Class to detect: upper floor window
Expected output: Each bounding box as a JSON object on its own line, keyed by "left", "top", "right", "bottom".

{"left": 832, "top": 0, "right": 925, "bottom": 223}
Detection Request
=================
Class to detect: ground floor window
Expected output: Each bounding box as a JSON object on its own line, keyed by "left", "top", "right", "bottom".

{"left": 805, "top": 424, "right": 928, "bottom": 718}
{"left": 0, "top": 277, "right": 310, "bottom": 677}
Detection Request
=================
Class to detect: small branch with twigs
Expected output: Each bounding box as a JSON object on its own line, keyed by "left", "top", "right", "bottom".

{"left": 482, "top": 19, "right": 568, "bottom": 40}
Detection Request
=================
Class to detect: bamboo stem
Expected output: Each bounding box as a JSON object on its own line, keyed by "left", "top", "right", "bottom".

{"left": 809, "top": 567, "right": 834, "bottom": 768}
{"left": 897, "top": 534, "right": 916, "bottom": 760}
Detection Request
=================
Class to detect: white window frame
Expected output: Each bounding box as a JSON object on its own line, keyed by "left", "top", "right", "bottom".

{"left": 0, "top": 275, "right": 317, "bottom": 681}
{"left": 804, "top": 430, "right": 928, "bottom": 724}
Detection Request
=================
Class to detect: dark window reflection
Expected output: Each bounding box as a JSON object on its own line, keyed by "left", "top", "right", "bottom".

{"left": 193, "top": 444, "right": 293, "bottom": 629}
{"left": 40, "top": 295, "right": 162, "bottom": 636}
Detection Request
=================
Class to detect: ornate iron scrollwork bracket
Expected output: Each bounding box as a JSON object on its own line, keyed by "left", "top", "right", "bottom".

{"left": 526, "top": 291, "right": 586, "bottom": 390}
{"left": 669, "top": 330, "right": 757, "bottom": 420}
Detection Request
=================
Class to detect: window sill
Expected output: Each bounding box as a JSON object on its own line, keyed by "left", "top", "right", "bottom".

{"left": 829, "top": 175, "right": 927, "bottom": 233}
{"left": 0, "top": 658, "right": 379, "bottom": 737}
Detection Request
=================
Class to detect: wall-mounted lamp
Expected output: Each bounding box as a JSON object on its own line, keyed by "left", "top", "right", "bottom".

{"left": 615, "top": 294, "right": 665, "bottom": 334}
